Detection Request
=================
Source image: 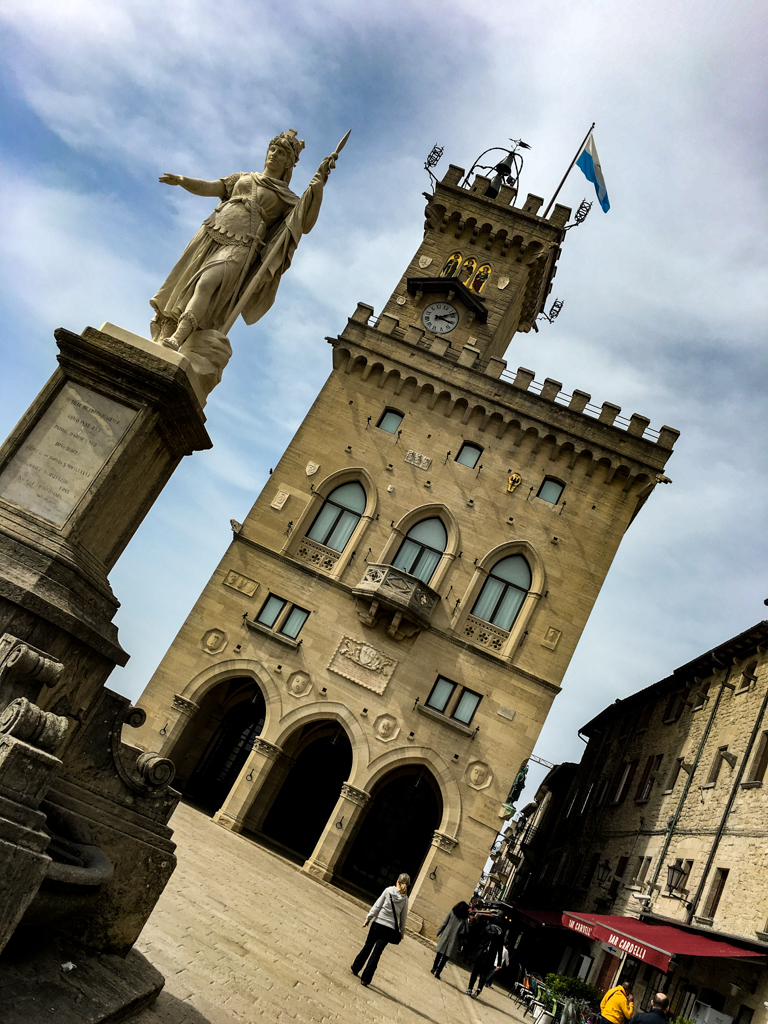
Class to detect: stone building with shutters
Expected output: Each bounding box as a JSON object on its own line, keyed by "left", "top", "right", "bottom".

{"left": 498, "top": 619, "right": 768, "bottom": 1023}
{"left": 130, "top": 158, "right": 679, "bottom": 935}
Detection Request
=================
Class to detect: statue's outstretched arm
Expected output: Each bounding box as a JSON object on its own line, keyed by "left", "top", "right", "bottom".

{"left": 159, "top": 174, "right": 226, "bottom": 199}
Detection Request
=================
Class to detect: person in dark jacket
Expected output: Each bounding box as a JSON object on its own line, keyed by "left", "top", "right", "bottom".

{"left": 350, "top": 873, "right": 409, "bottom": 986}
{"left": 630, "top": 993, "right": 669, "bottom": 1024}
{"left": 431, "top": 901, "right": 470, "bottom": 979}
{"left": 466, "top": 920, "right": 504, "bottom": 997}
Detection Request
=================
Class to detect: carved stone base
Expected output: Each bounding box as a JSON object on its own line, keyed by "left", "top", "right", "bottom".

{"left": 0, "top": 932, "right": 163, "bottom": 1024}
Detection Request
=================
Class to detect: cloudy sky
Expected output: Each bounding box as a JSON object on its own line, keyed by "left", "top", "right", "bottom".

{"left": 1, "top": 0, "right": 766, "bottom": 805}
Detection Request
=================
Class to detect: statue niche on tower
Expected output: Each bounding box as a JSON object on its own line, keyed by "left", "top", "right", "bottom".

{"left": 149, "top": 128, "right": 347, "bottom": 364}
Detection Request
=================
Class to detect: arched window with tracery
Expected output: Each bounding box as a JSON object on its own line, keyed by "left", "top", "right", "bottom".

{"left": 471, "top": 554, "right": 531, "bottom": 631}
{"left": 440, "top": 252, "right": 462, "bottom": 278}
{"left": 305, "top": 481, "right": 366, "bottom": 553}
{"left": 391, "top": 518, "right": 447, "bottom": 584}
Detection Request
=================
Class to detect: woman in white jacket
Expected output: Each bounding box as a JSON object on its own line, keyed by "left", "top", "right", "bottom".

{"left": 350, "top": 873, "right": 410, "bottom": 986}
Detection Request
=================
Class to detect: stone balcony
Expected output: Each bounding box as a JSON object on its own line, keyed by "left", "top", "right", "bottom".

{"left": 352, "top": 563, "right": 440, "bottom": 639}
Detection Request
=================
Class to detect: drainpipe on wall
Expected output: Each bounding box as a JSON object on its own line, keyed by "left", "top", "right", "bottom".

{"left": 685, "top": 658, "right": 768, "bottom": 924}
{"left": 648, "top": 658, "right": 734, "bottom": 892}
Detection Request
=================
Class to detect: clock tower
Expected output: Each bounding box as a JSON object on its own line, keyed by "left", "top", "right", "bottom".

{"left": 377, "top": 161, "right": 570, "bottom": 371}
{"left": 131, "top": 157, "right": 679, "bottom": 937}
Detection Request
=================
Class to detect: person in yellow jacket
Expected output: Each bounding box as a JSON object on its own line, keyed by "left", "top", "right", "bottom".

{"left": 600, "top": 977, "right": 634, "bottom": 1024}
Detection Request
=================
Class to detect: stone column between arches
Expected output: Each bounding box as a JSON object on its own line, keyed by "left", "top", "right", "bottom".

{"left": 408, "top": 830, "right": 459, "bottom": 910}
{"left": 213, "top": 737, "right": 287, "bottom": 834}
{"left": 301, "top": 782, "right": 370, "bottom": 882}
{"left": 155, "top": 693, "right": 200, "bottom": 759}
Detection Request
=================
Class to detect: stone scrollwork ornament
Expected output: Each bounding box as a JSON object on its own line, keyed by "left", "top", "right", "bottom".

{"left": 150, "top": 129, "right": 350, "bottom": 360}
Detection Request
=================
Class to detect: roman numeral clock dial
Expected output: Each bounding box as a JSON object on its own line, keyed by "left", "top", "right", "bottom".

{"left": 422, "top": 301, "right": 459, "bottom": 335}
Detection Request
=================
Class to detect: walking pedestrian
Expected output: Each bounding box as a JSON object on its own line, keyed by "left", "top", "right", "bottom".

{"left": 600, "top": 976, "right": 634, "bottom": 1024}
{"left": 430, "top": 901, "right": 470, "bottom": 979}
{"left": 350, "top": 873, "right": 410, "bottom": 987}
{"left": 483, "top": 939, "right": 509, "bottom": 989}
{"left": 630, "top": 992, "right": 668, "bottom": 1024}
{"left": 466, "top": 919, "right": 504, "bottom": 997}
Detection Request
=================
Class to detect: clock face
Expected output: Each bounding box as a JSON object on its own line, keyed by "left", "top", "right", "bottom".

{"left": 422, "top": 301, "right": 459, "bottom": 335}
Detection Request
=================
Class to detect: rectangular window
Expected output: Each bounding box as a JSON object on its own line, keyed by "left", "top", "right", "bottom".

{"left": 692, "top": 678, "right": 710, "bottom": 709}
{"left": 255, "top": 594, "right": 310, "bottom": 640}
{"left": 664, "top": 756, "right": 684, "bottom": 793}
{"left": 257, "top": 594, "right": 285, "bottom": 628}
{"left": 425, "top": 676, "right": 456, "bottom": 713}
{"left": 703, "top": 867, "right": 729, "bottom": 918}
{"left": 636, "top": 754, "right": 664, "bottom": 802}
{"left": 452, "top": 689, "right": 481, "bottom": 725}
{"left": 706, "top": 746, "right": 729, "bottom": 786}
{"left": 580, "top": 782, "right": 595, "bottom": 815}
{"left": 537, "top": 478, "right": 565, "bottom": 504}
{"left": 455, "top": 442, "right": 482, "bottom": 468}
{"left": 634, "top": 855, "right": 652, "bottom": 884}
{"left": 612, "top": 760, "right": 639, "bottom": 803}
{"left": 425, "top": 677, "right": 482, "bottom": 725}
{"left": 747, "top": 731, "right": 768, "bottom": 783}
{"left": 377, "top": 408, "right": 403, "bottom": 433}
{"left": 663, "top": 690, "right": 687, "bottom": 723}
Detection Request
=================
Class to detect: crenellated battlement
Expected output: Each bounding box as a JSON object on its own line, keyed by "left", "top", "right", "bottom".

{"left": 338, "top": 303, "right": 679, "bottom": 458}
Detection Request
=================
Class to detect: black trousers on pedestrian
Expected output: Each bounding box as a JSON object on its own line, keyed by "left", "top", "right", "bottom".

{"left": 352, "top": 923, "right": 393, "bottom": 984}
{"left": 469, "top": 951, "right": 494, "bottom": 992}
{"left": 432, "top": 952, "right": 449, "bottom": 976}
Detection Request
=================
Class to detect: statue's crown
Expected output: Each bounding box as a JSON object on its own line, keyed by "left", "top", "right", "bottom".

{"left": 272, "top": 128, "right": 305, "bottom": 164}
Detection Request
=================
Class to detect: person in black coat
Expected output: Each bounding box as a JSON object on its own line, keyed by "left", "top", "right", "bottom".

{"left": 631, "top": 993, "right": 669, "bottom": 1024}
{"left": 466, "top": 920, "right": 504, "bottom": 998}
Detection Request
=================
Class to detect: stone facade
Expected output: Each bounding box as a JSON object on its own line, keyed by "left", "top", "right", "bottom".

{"left": 505, "top": 619, "right": 768, "bottom": 1023}
{"left": 131, "top": 162, "right": 679, "bottom": 938}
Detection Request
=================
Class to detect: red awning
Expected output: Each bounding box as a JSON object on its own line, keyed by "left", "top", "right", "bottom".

{"left": 561, "top": 913, "right": 765, "bottom": 973}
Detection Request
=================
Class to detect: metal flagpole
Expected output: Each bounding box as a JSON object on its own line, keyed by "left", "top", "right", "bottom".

{"left": 541, "top": 122, "right": 595, "bottom": 219}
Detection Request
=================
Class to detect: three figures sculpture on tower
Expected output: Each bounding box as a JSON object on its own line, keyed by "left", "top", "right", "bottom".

{"left": 149, "top": 128, "right": 349, "bottom": 387}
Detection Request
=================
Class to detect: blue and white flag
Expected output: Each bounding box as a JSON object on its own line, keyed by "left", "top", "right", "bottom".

{"left": 576, "top": 133, "right": 610, "bottom": 212}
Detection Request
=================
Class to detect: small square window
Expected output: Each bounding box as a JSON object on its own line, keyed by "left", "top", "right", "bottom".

{"left": 377, "top": 409, "right": 404, "bottom": 433}
{"left": 452, "top": 689, "right": 481, "bottom": 725}
{"left": 279, "top": 606, "right": 309, "bottom": 639}
{"left": 455, "top": 443, "right": 482, "bottom": 469}
{"left": 537, "top": 478, "right": 565, "bottom": 504}
{"left": 257, "top": 594, "right": 285, "bottom": 628}
{"left": 426, "top": 676, "right": 456, "bottom": 713}
{"left": 255, "top": 594, "right": 310, "bottom": 640}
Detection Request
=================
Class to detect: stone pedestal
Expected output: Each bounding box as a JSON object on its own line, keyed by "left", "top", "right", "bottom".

{"left": 0, "top": 326, "right": 211, "bottom": 727}
{"left": 213, "top": 737, "right": 284, "bottom": 834}
{"left": 0, "top": 324, "right": 206, "bottom": 986}
{"left": 301, "top": 783, "right": 370, "bottom": 882}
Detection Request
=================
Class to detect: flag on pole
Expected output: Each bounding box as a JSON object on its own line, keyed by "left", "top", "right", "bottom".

{"left": 576, "top": 133, "right": 610, "bottom": 212}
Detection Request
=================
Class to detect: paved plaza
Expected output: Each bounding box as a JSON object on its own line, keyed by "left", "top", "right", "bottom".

{"left": 133, "top": 801, "right": 526, "bottom": 1024}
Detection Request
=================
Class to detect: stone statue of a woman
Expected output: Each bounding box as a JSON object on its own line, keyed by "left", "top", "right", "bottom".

{"left": 150, "top": 129, "right": 344, "bottom": 351}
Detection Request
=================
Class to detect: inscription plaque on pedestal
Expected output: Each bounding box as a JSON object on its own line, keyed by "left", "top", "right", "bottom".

{"left": 0, "top": 382, "right": 137, "bottom": 526}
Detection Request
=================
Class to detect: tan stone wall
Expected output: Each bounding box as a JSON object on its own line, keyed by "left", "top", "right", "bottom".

{"left": 133, "top": 176, "right": 676, "bottom": 937}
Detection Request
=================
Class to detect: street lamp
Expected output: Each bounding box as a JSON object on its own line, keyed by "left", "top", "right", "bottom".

{"left": 665, "top": 862, "right": 692, "bottom": 907}
{"left": 596, "top": 859, "right": 612, "bottom": 888}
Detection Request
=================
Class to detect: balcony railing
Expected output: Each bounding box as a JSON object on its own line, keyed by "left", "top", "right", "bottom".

{"left": 295, "top": 537, "right": 340, "bottom": 573}
{"left": 463, "top": 614, "right": 509, "bottom": 653}
{"left": 353, "top": 563, "right": 439, "bottom": 630}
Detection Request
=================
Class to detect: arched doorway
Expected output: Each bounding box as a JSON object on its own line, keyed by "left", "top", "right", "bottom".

{"left": 184, "top": 682, "right": 266, "bottom": 811}
{"left": 338, "top": 766, "right": 442, "bottom": 898}
{"left": 260, "top": 721, "right": 352, "bottom": 860}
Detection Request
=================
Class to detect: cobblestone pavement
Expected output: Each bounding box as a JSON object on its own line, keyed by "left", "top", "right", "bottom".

{"left": 133, "top": 801, "right": 526, "bottom": 1024}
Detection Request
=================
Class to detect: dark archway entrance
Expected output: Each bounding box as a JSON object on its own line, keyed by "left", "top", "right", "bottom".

{"left": 260, "top": 721, "right": 352, "bottom": 860}
{"left": 184, "top": 684, "right": 266, "bottom": 811}
{"left": 338, "top": 766, "right": 442, "bottom": 898}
